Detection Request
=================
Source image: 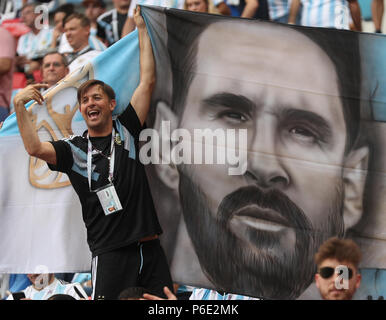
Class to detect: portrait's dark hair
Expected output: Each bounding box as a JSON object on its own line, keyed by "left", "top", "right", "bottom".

{"left": 165, "top": 10, "right": 363, "bottom": 153}
{"left": 64, "top": 12, "right": 91, "bottom": 28}
{"left": 77, "top": 79, "right": 116, "bottom": 104}
{"left": 47, "top": 294, "right": 76, "bottom": 300}
{"left": 118, "top": 286, "right": 147, "bottom": 300}
{"left": 314, "top": 237, "right": 362, "bottom": 269}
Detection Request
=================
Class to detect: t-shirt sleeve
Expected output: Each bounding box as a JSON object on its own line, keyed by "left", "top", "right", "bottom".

{"left": 117, "top": 102, "right": 143, "bottom": 140}
{"left": 0, "top": 28, "right": 15, "bottom": 58}
{"left": 47, "top": 140, "right": 74, "bottom": 173}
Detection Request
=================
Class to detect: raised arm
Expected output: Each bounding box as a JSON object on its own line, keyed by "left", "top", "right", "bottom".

{"left": 288, "top": 0, "right": 301, "bottom": 24}
{"left": 348, "top": 0, "right": 362, "bottom": 31}
{"left": 130, "top": 6, "right": 156, "bottom": 126}
{"left": 241, "top": 0, "right": 259, "bottom": 18}
{"left": 13, "top": 84, "right": 57, "bottom": 165}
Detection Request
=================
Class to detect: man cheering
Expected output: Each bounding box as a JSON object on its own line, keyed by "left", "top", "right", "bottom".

{"left": 13, "top": 6, "right": 173, "bottom": 300}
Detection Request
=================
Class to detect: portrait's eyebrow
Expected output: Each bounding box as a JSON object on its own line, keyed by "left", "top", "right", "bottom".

{"left": 281, "top": 108, "right": 333, "bottom": 142}
{"left": 201, "top": 92, "right": 256, "bottom": 117}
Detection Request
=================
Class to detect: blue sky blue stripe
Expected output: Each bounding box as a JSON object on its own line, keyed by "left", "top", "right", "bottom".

{"left": 129, "top": 134, "right": 135, "bottom": 160}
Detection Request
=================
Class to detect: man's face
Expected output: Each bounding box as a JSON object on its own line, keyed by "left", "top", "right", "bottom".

{"left": 186, "top": 0, "right": 208, "bottom": 12}
{"left": 42, "top": 53, "right": 68, "bottom": 87}
{"left": 177, "top": 22, "right": 349, "bottom": 299}
{"left": 64, "top": 18, "right": 90, "bottom": 52}
{"left": 21, "top": 5, "right": 37, "bottom": 29}
{"left": 79, "top": 85, "right": 115, "bottom": 134}
{"left": 315, "top": 259, "right": 361, "bottom": 300}
{"left": 27, "top": 273, "right": 54, "bottom": 290}
{"left": 54, "top": 12, "right": 66, "bottom": 33}
{"left": 112, "top": 0, "right": 130, "bottom": 10}
{"left": 85, "top": 3, "right": 105, "bottom": 22}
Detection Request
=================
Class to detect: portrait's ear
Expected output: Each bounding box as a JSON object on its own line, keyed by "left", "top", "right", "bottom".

{"left": 153, "top": 100, "right": 179, "bottom": 191}
{"left": 342, "top": 146, "right": 369, "bottom": 230}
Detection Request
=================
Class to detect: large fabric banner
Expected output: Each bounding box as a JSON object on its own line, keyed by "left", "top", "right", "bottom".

{"left": 1, "top": 5, "right": 386, "bottom": 299}
{"left": 139, "top": 7, "right": 386, "bottom": 300}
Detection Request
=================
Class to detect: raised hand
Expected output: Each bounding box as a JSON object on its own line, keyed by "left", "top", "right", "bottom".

{"left": 13, "top": 83, "right": 49, "bottom": 106}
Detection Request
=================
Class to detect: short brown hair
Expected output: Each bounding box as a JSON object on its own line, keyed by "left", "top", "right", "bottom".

{"left": 315, "top": 237, "right": 362, "bottom": 268}
{"left": 42, "top": 51, "right": 68, "bottom": 67}
{"left": 77, "top": 79, "right": 116, "bottom": 104}
{"left": 64, "top": 12, "right": 90, "bottom": 28}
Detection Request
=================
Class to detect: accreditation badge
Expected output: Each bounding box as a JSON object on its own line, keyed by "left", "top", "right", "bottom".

{"left": 95, "top": 183, "right": 123, "bottom": 215}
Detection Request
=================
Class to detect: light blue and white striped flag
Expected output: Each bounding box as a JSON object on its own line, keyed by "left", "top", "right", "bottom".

{"left": 0, "top": 27, "right": 141, "bottom": 273}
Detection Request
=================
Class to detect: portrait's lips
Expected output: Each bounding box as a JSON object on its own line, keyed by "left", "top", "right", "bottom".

{"left": 230, "top": 204, "right": 291, "bottom": 233}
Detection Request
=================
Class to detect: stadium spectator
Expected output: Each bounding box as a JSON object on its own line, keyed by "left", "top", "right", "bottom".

{"left": 16, "top": 3, "right": 53, "bottom": 76}
{"left": 6, "top": 273, "right": 88, "bottom": 300}
{"left": 50, "top": 4, "right": 75, "bottom": 50}
{"left": 82, "top": 0, "right": 107, "bottom": 43}
{"left": 122, "top": 0, "right": 188, "bottom": 37}
{"left": 315, "top": 237, "right": 362, "bottom": 300}
{"left": 267, "top": 0, "right": 293, "bottom": 23}
{"left": 53, "top": 5, "right": 106, "bottom": 55}
{"left": 289, "top": 0, "right": 361, "bottom": 30}
{"left": 12, "top": 7, "right": 173, "bottom": 300}
{"left": 63, "top": 13, "right": 102, "bottom": 73}
{"left": 211, "top": 0, "right": 232, "bottom": 15}
{"left": 185, "top": 0, "right": 209, "bottom": 12}
{"left": 372, "top": 0, "right": 384, "bottom": 32}
{"left": 97, "top": 0, "right": 131, "bottom": 46}
{"left": 0, "top": 26, "right": 15, "bottom": 121}
{"left": 41, "top": 51, "right": 69, "bottom": 88}
{"left": 225, "top": 0, "right": 270, "bottom": 19}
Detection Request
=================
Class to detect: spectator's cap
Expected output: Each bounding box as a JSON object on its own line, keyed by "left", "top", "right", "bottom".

{"left": 82, "top": 0, "right": 106, "bottom": 8}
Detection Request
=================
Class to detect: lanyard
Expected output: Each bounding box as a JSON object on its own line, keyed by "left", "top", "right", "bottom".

{"left": 112, "top": 9, "right": 119, "bottom": 43}
{"left": 87, "top": 128, "right": 116, "bottom": 192}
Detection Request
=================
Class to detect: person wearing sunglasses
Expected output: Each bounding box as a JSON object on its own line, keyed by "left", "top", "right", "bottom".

{"left": 315, "top": 237, "right": 362, "bottom": 300}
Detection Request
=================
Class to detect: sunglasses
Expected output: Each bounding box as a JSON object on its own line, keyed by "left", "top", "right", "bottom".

{"left": 318, "top": 266, "right": 353, "bottom": 279}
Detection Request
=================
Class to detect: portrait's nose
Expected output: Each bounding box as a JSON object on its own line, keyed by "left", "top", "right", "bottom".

{"left": 245, "top": 123, "right": 289, "bottom": 189}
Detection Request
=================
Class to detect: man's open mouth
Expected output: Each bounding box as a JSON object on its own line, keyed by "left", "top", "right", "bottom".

{"left": 87, "top": 110, "right": 100, "bottom": 120}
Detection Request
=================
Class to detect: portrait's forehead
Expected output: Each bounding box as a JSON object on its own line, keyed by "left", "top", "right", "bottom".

{"left": 195, "top": 21, "right": 340, "bottom": 99}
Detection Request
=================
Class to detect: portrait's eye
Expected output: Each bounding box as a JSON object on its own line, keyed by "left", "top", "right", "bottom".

{"left": 217, "top": 110, "right": 248, "bottom": 124}
{"left": 288, "top": 126, "right": 320, "bottom": 144}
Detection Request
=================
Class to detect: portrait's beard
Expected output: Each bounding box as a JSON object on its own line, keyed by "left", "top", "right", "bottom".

{"left": 178, "top": 166, "right": 345, "bottom": 300}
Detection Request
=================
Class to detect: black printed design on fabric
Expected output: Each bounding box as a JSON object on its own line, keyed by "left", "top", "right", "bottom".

{"left": 48, "top": 103, "right": 162, "bottom": 257}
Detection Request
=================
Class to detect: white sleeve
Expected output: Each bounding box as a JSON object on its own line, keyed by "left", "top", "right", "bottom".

{"left": 128, "top": 0, "right": 138, "bottom": 18}
{"left": 212, "top": 0, "right": 225, "bottom": 6}
{"left": 16, "top": 34, "right": 25, "bottom": 56}
{"left": 64, "top": 283, "right": 88, "bottom": 300}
